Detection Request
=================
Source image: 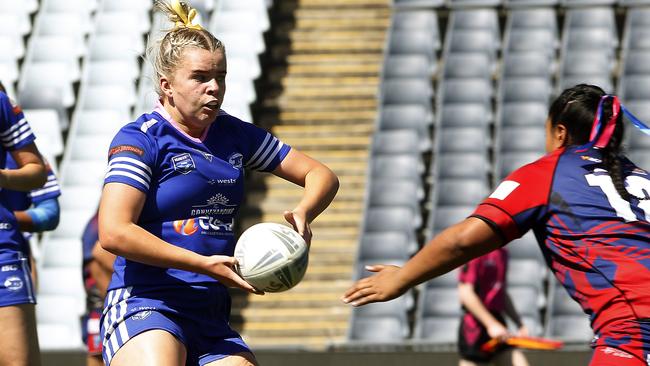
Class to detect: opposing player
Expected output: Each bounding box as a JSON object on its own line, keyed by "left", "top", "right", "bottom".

{"left": 81, "top": 211, "right": 115, "bottom": 366}
{"left": 98, "top": 1, "right": 339, "bottom": 365}
{"left": 343, "top": 84, "right": 650, "bottom": 366}
{"left": 0, "top": 89, "right": 48, "bottom": 365}
{"left": 457, "top": 248, "right": 529, "bottom": 366}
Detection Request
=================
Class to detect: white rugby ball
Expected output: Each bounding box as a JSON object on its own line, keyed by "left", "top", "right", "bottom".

{"left": 234, "top": 223, "right": 308, "bottom": 292}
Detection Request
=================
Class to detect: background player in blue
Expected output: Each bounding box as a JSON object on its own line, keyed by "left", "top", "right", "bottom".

{"left": 0, "top": 90, "right": 48, "bottom": 366}
{"left": 98, "top": 1, "right": 339, "bottom": 365}
{"left": 344, "top": 84, "right": 650, "bottom": 366}
{"left": 4, "top": 153, "right": 61, "bottom": 286}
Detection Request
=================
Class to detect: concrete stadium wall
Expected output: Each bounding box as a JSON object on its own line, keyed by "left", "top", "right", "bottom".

{"left": 42, "top": 349, "right": 592, "bottom": 366}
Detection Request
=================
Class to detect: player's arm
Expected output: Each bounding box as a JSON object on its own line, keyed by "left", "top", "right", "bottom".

{"left": 13, "top": 197, "right": 60, "bottom": 232}
{"left": 1, "top": 143, "right": 47, "bottom": 191}
{"left": 98, "top": 182, "right": 260, "bottom": 294}
{"left": 504, "top": 291, "right": 528, "bottom": 336}
{"left": 459, "top": 282, "right": 509, "bottom": 340}
{"left": 88, "top": 241, "right": 116, "bottom": 297}
{"left": 343, "top": 217, "right": 503, "bottom": 306}
{"left": 271, "top": 148, "right": 339, "bottom": 244}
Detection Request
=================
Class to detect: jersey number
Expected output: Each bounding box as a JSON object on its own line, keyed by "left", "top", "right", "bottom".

{"left": 585, "top": 171, "right": 650, "bottom": 222}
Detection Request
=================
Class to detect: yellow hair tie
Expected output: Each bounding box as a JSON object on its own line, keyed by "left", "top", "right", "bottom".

{"left": 172, "top": 0, "right": 203, "bottom": 30}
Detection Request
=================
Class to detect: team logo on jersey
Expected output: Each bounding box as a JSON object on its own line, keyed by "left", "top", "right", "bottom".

{"left": 192, "top": 148, "right": 214, "bottom": 162}
{"left": 191, "top": 194, "right": 236, "bottom": 216}
{"left": 1, "top": 265, "right": 17, "bottom": 272}
{"left": 109, "top": 145, "right": 144, "bottom": 157}
{"left": 227, "top": 153, "right": 243, "bottom": 169}
{"left": 173, "top": 218, "right": 199, "bottom": 236}
{"left": 171, "top": 153, "right": 196, "bottom": 175}
{"left": 131, "top": 310, "right": 153, "bottom": 321}
{"left": 581, "top": 155, "right": 602, "bottom": 163}
{"left": 0, "top": 223, "right": 12, "bottom": 230}
{"left": 4, "top": 276, "right": 22, "bottom": 291}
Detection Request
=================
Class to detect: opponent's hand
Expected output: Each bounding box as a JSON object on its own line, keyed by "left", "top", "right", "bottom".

{"left": 487, "top": 322, "right": 509, "bottom": 342}
{"left": 204, "top": 255, "right": 264, "bottom": 295}
{"left": 342, "top": 264, "right": 406, "bottom": 306}
{"left": 284, "top": 209, "right": 312, "bottom": 247}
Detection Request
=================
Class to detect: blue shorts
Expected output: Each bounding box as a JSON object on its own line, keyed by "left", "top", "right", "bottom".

{"left": 0, "top": 256, "right": 35, "bottom": 307}
{"left": 101, "top": 284, "right": 251, "bottom": 365}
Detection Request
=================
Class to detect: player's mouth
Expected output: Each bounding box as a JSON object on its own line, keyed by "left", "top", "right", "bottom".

{"left": 204, "top": 100, "right": 220, "bottom": 110}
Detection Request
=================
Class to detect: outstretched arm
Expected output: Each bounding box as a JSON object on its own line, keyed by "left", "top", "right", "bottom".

{"left": 2, "top": 143, "right": 47, "bottom": 191}
{"left": 343, "top": 217, "right": 503, "bottom": 306}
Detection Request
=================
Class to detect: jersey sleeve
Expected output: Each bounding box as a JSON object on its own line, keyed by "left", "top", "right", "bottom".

{"left": 236, "top": 118, "right": 291, "bottom": 172}
{"left": 103, "top": 125, "right": 156, "bottom": 193}
{"left": 29, "top": 158, "right": 61, "bottom": 204}
{"left": 471, "top": 153, "right": 559, "bottom": 243}
{"left": 0, "top": 93, "right": 35, "bottom": 151}
{"left": 459, "top": 259, "right": 479, "bottom": 284}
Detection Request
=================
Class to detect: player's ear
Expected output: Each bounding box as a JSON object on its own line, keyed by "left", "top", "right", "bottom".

{"left": 160, "top": 76, "right": 173, "bottom": 99}
{"left": 554, "top": 123, "right": 569, "bottom": 147}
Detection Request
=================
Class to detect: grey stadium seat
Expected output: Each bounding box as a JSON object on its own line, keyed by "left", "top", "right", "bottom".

{"left": 369, "top": 180, "right": 423, "bottom": 226}
{"left": 444, "top": 53, "right": 492, "bottom": 79}
{"left": 502, "top": 52, "right": 554, "bottom": 78}
{"left": 435, "top": 153, "right": 490, "bottom": 180}
{"left": 429, "top": 206, "right": 475, "bottom": 236}
{"left": 548, "top": 285, "right": 592, "bottom": 342}
{"left": 499, "top": 126, "right": 546, "bottom": 152}
{"left": 381, "top": 103, "right": 433, "bottom": 128}
{"left": 507, "top": 259, "right": 545, "bottom": 290}
{"left": 559, "top": 75, "right": 613, "bottom": 94}
{"left": 566, "top": 7, "right": 616, "bottom": 31}
{"left": 393, "top": 0, "right": 445, "bottom": 8}
{"left": 620, "top": 76, "right": 650, "bottom": 101}
{"left": 499, "top": 102, "right": 548, "bottom": 127}
{"left": 501, "top": 78, "right": 552, "bottom": 103}
{"left": 450, "top": 9, "right": 499, "bottom": 34}
{"left": 561, "top": 52, "right": 613, "bottom": 76}
{"left": 393, "top": 10, "right": 439, "bottom": 35}
{"left": 382, "top": 78, "right": 433, "bottom": 106}
{"left": 435, "top": 179, "right": 489, "bottom": 206}
{"left": 439, "top": 103, "right": 491, "bottom": 128}
{"left": 565, "top": 29, "right": 617, "bottom": 52}
{"left": 509, "top": 9, "right": 557, "bottom": 31}
{"left": 437, "top": 127, "right": 489, "bottom": 154}
{"left": 417, "top": 318, "right": 460, "bottom": 342}
{"left": 448, "top": 31, "right": 499, "bottom": 62}
{"left": 389, "top": 31, "right": 437, "bottom": 60}
{"left": 420, "top": 288, "right": 461, "bottom": 317}
{"left": 373, "top": 129, "right": 428, "bottom": 156}
{"left": 385, "top": 55, "right": 432, "bottom": 79}
{"left": 359, "top": 231, "right": 414, "bottom": 260}
{"left": 628, "top": 29, "right": 650, "bottom": 51}
{"left": 507, "top": 231, "right": 543, "bottom": 262}
{"left": 365, "top": 207, "right": 418, "bottom": 232}
{"left": 353, "top": 296, "right": 413, "bottom": 318}
{"left": 507, "top": 30, "right": 557, "bottom": 56}
{"left": 441, "top": 79, "right": 492, "bottom": 105}
{"left": 350, "top": 316, "right": 409, "bottom": 341}
{"left": 628, "top": 150, "right": 650, "bottom": 171}
{"left": 622, "top": 51, "right": 650, "bottom": 76}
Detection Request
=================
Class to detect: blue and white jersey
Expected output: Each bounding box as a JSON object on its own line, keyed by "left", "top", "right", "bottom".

{"left": 104, "top": 105, "right": 291, "bottom": 289}
{"left": 0, "top": 92, "right": 37, "bottom": 260}
{"left": 4, "top": 154, "right": 61, "bottom": 211}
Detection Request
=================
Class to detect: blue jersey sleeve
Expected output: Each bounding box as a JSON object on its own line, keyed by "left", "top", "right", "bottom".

{"left": 237, "top": 119, "right": 291, "bottom": 172}
{"left": 29, "top": 158, "right": 61, "bottom": 204}
{"left": 0, "top": 92, "right": 35, "bottom": 151}
{"left": 104, "top": 124, "right": 156, "bottom": 193}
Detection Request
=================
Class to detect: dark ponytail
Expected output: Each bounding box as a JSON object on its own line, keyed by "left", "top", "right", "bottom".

{"left": 549, "top": 84, "right": 642, "bottom": 202}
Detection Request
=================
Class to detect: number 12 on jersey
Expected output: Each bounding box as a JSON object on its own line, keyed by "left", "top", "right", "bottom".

{"left": 586, "top": 169, "right": 650, "bottom": 222}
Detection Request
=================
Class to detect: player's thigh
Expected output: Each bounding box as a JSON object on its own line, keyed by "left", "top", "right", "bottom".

{"left": 110, "top": 329, "right": 186, "bottom": 366}
{"left": 204, "top": 352, "right": 258, "bottom": 366}
{"left": 0, "top": 303, "right": 40, "bottom": 366}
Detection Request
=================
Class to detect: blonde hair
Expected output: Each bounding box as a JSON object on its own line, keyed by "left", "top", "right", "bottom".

{"left": 148, "top": 0, "right": 224, "bottom": 96}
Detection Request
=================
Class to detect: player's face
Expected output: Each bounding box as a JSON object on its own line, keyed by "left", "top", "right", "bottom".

{"left": 167, "top": 47, "right": 226, "bottom": 129}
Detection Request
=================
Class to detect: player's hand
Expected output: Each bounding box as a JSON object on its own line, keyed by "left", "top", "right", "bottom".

{"left": 342, "top": 264, "right": 406, "bottom": 306}
{"left": 516, "top": 324, "right": 529, "bottom": 337}
{"left": 284, "top": 209, "right": 312, "bottom": 247}
{"left": 487, "top": 322, "right": 509, "bottom": 342}
{"left": 204, "top": 255, "right": 264, "bottom": 295}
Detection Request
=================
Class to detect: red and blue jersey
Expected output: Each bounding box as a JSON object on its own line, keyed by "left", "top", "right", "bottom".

{"left": 103, "top": 105, "right": 291, "bottom": 290}
{"left": 0, "top": 92, "right": 37, "bottom": 260}
{"left": 472, "top": 145, "right": 650, "bottom": 336}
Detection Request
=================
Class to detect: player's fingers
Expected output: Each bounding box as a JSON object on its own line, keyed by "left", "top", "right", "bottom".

{"left": 342, "top": 284, "right": 375, "bottom": 304}
{"left": 365, "top": 264, "right": 386, "bottom": 272}
{"left": 283, "top": 211, "right": 297, "bottom": 230}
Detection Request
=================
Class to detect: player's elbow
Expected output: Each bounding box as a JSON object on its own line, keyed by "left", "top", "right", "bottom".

{"left": 98, "top": 225, "right": 126, "bottom": 255}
